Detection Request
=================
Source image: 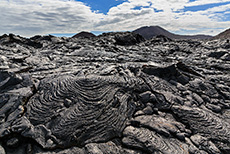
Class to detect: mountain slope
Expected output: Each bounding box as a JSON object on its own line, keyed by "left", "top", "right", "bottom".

{"left": 213, "top": 28, "right": 230, "bottom": 40}
{"left": 133, "top": 26, "right": 212, "bottom": 40}
{"left": 72, "top": 31, "right": 96, "bottom": 38}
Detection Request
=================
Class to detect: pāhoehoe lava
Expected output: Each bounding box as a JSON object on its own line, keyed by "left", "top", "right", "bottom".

{"left": 0, "top": 32, "right": 230, "bottom": 154}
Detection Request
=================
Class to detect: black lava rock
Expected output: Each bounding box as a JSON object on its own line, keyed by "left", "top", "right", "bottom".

{"left": 0, "top": 32, "right": 229, "bottom": 154}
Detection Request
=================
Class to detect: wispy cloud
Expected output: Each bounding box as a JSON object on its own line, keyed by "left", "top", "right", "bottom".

{"left": 186, "top": 0, "right": 230, "bottom": 7}
{"left": 0, "top": 0, "right": 229, "bottom": 36}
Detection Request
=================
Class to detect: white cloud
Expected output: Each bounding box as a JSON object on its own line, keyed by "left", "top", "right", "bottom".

{"left": 95, "top": 0, "right": 230, "bottom": 35}
{"left": 0, "top": 0, "right": 230, "bottom": 36}
{"left": 0, "top": 0, "right": 104, "bottom": 36}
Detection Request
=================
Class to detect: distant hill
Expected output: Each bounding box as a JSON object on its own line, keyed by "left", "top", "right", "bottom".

{"left": 133, "top": 26, "right": 212, "bottom": 40}
{"left": 213, "top": 28, "right": 230, "bottom": 40}
{"left": 72, "top": 31, "right": 96, "bottom": 38}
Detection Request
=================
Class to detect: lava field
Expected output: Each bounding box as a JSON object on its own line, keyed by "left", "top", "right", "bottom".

{"left": 0, "top": 32, "right": 230, "bottom": 154}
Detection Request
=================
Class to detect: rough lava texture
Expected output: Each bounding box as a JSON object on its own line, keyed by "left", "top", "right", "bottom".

{"left": 0, "top": 32, "right": 230, "bottom": 154}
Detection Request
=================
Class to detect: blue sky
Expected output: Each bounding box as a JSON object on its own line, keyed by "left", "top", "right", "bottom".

{"left": 0, "top": 0, "right": 230, "bottom": 37}
{"left": 77, "top": 0, "right": 127, "bottom": 14}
